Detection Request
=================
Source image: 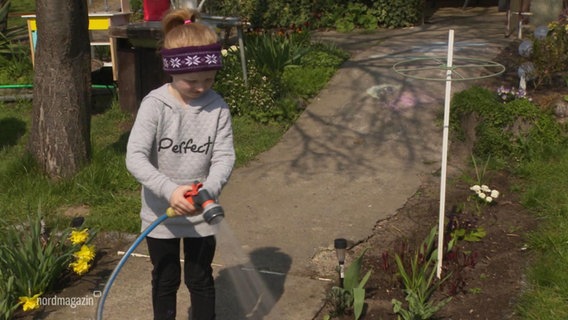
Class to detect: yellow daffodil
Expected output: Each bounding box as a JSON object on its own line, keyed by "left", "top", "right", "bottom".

{"left": 74, "top": 244, "right": 96, "bottom": 262}
{"left": 70, "top": 259, "right": 91, "bottom": 275}
{"left": 19, "top": 293, "right": 42, "bottom": 311}
{"left": 69, "top": 228, "right": 89, "bottom": 245}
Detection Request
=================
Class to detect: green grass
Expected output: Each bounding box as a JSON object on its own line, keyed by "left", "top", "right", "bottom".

{"left": 9, "top": 0, "right": 34, "bottom": 13}
{"left": 232, "top": 116, "right": 287, "bottom": 167}
{"left": 512, "top": 141, "right": 568, "bottom": 318}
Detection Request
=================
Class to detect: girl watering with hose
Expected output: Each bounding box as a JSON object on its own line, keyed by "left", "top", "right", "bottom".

{"left": 124, "top": 8, "right": 235, "bottom": 320}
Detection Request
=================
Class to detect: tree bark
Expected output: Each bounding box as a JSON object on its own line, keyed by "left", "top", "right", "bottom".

{"left": 28, "top": 0, "right": 92, "bottom": 179}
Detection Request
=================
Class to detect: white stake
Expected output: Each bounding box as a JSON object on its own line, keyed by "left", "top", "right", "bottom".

{"left": 437, "top": 29, "right": 455, "bottom": 279}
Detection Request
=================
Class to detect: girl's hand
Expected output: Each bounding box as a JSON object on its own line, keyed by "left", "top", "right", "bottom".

{"left": 169, "top": 185, "right": 198, "bottom": 216}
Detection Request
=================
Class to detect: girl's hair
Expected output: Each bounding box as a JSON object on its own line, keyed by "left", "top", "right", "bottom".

{"left": 161, "top": 8, "right": 219, "bottom": 49}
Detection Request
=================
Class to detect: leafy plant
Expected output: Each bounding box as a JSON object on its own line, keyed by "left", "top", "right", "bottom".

{"left": 392, "top": 226, "right": 452, "bottom": 320}
{"left": 0, "top": 273, "right": 18, "bottom": 320}
{"left": 215, "top": 35, "right": 347, "bottom": 124}
{"left": 451, "top": 227, "right": 486, "bottom": 242}
{"left": 526, "top": 10, "right": 568, "bottom": 88}
{"left": 214, "top": 46, "right": 277, "bottom": 120}
{"left": 450, "top": 86, "right": 565, "bottom": 165}
{"left": 0, "top": 210, "right": 96, "bottom": 316}
{"left": 335, "top": 2, "right": 378, "bottom": 32}
{"left": 244, "top": 31, "right": 310, "bottom": 78}
{"left": 325, "top": 248, "right": 372, "bottom": 320}
{"left": 373, "top": 0, "right": 423, "bottom": 29}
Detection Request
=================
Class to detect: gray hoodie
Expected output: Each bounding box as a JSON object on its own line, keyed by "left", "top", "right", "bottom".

{"left": 126, "top": 84, "right": 235, "bottom": 238}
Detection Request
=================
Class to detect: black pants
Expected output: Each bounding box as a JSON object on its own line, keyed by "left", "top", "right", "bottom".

{"left": 146, "top": 236, "right": 216, "bottom": 320}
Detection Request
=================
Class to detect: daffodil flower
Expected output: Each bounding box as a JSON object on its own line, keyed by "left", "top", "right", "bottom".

{"left": 74, "top": 244, "right": 96, "bottom": 262}
{"left": 70, "top": 259, "right": 91, "bottom": 275}
{"left": 69, "top": 228, "right": 89, "bottom": 245}
{"left": 19, "top": 293, "right": 42, "bottom": 311}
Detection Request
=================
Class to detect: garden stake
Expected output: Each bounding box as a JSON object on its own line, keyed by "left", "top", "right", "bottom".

{"left": 392, "top": 29, "right": 504, "bottom": 278}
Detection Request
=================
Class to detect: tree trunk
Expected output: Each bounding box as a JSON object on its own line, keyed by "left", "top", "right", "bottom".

{"left": 28, "top": 0, "right": 92, "bottom": 179}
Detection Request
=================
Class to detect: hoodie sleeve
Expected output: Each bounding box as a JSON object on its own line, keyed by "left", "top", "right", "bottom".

{"left": 126, "top": 98, "right": 179, "bottom": 202}
{"left": 202, "top": 103, "right": 235, "bottom": 199}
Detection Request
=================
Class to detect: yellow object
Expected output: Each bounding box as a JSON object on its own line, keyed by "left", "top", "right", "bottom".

{"left": 21, "top": 12, "right": 131, "bottom": 81}
{"left": 70, "top": 259, "right": 92, "bottom": 276}
{"left": 18, "top": 293, "right": 42, "bottom": 312}
{"left": 74, "top": 244, "right": 96, "bottom": 262}
{"left": 166, "top": 207, "right": 176, "bottom": 217}
{"left": 69, "top": 228, "right": 90, "bottom": 245}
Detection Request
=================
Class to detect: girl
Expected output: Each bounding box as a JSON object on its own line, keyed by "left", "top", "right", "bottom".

{"left": 126, "top": 8, "right": 235, "bottom": 320}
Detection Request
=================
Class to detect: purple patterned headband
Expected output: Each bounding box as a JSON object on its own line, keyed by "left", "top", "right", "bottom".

{"left": 161, "top": 43, "right": 223, "bottom": 74}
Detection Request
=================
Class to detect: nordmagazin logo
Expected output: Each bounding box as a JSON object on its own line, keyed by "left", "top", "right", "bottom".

{"left": 37, "top": 291, "right": 99, "bottom": 309}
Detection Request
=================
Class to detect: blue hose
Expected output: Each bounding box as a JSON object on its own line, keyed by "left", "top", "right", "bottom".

{"left": 95, "top": 212, "right": 172, "bottom": 319}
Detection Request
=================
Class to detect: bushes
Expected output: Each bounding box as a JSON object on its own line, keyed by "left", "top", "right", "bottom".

{"left": 204, "top": 0, "right": 423, "bottom": 31}
{"left": 450, "top": 86, "right": 567, "bottom": 166}
{"left": 521, "top": 9, "right": 568, "bottom": 88}
{"left": 214, "top": 31, "right": 348, "bottom": 124}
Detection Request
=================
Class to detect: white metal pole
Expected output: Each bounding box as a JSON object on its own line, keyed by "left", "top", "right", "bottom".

{"left": 436, "top": 29, "right": 455, "bottom": 279}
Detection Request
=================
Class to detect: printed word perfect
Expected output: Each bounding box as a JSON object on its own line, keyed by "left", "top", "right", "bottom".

{"left": 158, "top": 137, "right": 213, "bottom": 154}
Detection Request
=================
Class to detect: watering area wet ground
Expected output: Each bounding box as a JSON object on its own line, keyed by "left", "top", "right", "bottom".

{"left": 37, "top": 4, "right": 520, "bottom": 320}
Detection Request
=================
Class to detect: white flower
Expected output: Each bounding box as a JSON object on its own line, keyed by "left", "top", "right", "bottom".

{"left": 481, "top": 185, "right": 491, "bottom": 193}
{"left": 478, "top": 193, "right": 487, "bottom": 199}
{"left": 490, "top": 190, "right": 500, "bottom": 198}
{"left": 470, "top": 185, "right": 481, "bottom": 192}
{"left": 221, "top": 49, "right": 228, "bottom": 56}
{"left": 229, "top": 45, "right": 238, "bottom": 52}
{"left": 485, "top": 196, "right": 493, "bottom": 203}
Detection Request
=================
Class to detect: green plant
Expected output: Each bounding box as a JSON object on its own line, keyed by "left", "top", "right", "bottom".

{"left": 392, "top": 226, "right": 452, "bottom": 320}
{"left": 450, "top": 226, "right": 486, "bottom": 242}
{"left": 0, "top": 273, "right": 18, "bottom": 320}
{"left": 325, "top": 248, "right": 372, "bottom": 320}
{"left": 450, "top": 86, "right": 565, "bottom": 165}
{"left": 373, "top": 0, "right": 423, "bottom": 29}
{"left": 0, "top": 211, "right": 95, "bottom": 316}
{"left": 335, "top": 2, "right": 378, "bottom": 32}
{"left": 0, "top": 21, "right": 33, "bottom": 84}
{"left": 244, "top": 31, "right": 310, "bottom": 78}
{"left": 214, "top": 46, "right": 278, "bottom": 120}
{"left": 526, "top": 10, "right": 568, "bottom": 88}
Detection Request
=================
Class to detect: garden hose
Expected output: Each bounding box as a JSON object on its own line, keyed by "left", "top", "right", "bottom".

{"left": 95, "top": 210, "right": 175, "bottom": 320}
